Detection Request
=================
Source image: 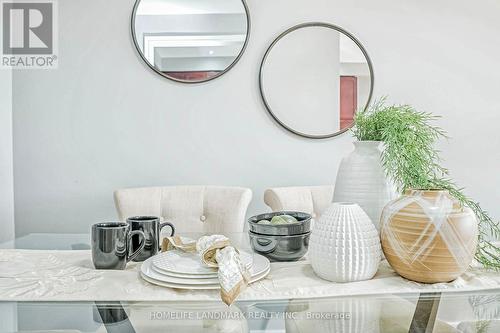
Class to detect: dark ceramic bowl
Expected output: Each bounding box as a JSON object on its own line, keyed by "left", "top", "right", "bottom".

{"left": 247, "top": 211, "right": 312, "bottom": 236}
{"left": 249, "top": 231, "right": 310, "bottom": 261}
{"left": 248, "top": 211, "right": 312, "bottom": 261}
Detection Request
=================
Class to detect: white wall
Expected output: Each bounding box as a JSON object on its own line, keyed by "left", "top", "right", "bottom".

{"left": 0, "top": 68, "right": 15, "bottom": 242}
{"left": 262, "top": 27, "right": 340, "bottom": 136}
{"left": 12, "top": 0, "right": 500, "bottom": 236}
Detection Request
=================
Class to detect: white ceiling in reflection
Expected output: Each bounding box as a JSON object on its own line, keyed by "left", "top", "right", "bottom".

{"left": 136, "top": 0, "right": 245, "bottom": 15}
{"left": 340, "top": 34, "right": 367, "bottom": 63}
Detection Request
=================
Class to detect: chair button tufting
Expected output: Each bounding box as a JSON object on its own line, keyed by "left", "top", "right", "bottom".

{"left": 200, "top": 215, "right": 206, "bottom": 222}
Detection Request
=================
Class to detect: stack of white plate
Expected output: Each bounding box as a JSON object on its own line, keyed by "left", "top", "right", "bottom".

{"left": 140, "top": 249, "right": 271, "bottom": 289}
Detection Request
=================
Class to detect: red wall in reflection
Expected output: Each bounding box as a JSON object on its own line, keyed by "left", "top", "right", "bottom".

{"left": 165, "top": 71, "right": 219, "bottom": 81}
{"left": 340, "top": 76, "right": 358, "bottom": 130}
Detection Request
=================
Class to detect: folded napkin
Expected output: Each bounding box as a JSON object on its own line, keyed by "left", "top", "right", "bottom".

{"left": 161, "top": 235, "right": 250, "bottom": 305}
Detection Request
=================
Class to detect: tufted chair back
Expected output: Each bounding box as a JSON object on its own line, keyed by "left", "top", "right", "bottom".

{"left": 114, "top": 186, "right": 252, "bottom": 234}
{"left": 264, "top": 185, "right": 335, "bottom": 220}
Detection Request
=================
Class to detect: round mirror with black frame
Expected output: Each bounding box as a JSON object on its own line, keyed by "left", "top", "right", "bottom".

{"left": 259, "top": 22, "right": 374, "bottom": 139}
{"left": 131, "top": 0, "right": 250, "bottom": 84}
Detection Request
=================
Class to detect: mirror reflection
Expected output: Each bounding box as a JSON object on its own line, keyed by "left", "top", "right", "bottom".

{"left": 259, "top": 23, "right": 373, "bottom": 138}
{"left": 132, "top": 0, "right": 249, "bottom": 83}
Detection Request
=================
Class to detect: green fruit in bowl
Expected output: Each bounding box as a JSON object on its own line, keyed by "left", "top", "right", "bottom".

{"left": 257, "top": 219, "right": 271, "bottom": 225}
{"left": 270, "top": 215, "right": 298, "bottom": 225}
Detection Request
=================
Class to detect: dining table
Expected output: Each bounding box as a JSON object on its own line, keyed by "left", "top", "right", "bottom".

{"left": 1, "top": 232, "right": 499, "bottom": 333}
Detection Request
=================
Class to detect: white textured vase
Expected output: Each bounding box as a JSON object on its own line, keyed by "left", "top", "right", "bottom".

{"left": 333, "top": 141, "right": 397, "bottom": 232}
{"left": 309, "top": 203, "right": 381, "bottom": 282}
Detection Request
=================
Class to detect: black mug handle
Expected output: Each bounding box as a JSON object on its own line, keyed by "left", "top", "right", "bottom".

{"left": 127, "top": 230, "right": 145, "bottom": 262}
{"left": 158, "top": 222, "right": 175, "bottom": 251}
{"left": 159, "top": 222, "right": 175, "bottom": 237}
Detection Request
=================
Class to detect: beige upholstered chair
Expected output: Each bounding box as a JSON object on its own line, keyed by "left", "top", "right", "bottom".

{"left": 114, "top": 186, "right": 252, "bottom": 233}
{"left": 264, "top": 185, "right": 334, "bottom": 219}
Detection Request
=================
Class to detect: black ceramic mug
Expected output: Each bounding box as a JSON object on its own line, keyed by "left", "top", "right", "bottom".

{"left": 126, "top": 216, "right": 175, "bottom": 262}
{"left": 91, "top": 222, "right": 145, "bottom": 270}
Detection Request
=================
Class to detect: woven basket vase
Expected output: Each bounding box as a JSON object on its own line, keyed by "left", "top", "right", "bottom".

{"left": 309, "top": 203, "right": 381, "bottom": 282}
{"left": 380, "top": 189, "right": 478, "bottom": 283}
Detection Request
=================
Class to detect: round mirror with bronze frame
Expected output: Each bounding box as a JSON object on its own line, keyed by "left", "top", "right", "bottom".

{"left": 259, "top": 22, "right": 374, "bottom": 139}
{"left": 131, "top": 0, "right": 251, "bottom": 84}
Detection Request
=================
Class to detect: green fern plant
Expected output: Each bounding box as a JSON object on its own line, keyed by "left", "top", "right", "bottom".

{"left": 352, "top": 98, "right": 500, "bottom": 270}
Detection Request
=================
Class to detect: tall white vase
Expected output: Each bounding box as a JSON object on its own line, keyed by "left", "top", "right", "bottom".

{"left": 309, "top": 203, "right": 381, "bottom": 282}
{"left": 333, "top": 141, "right": 397, "bottom": 232}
